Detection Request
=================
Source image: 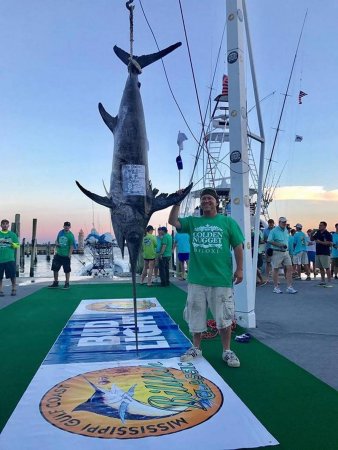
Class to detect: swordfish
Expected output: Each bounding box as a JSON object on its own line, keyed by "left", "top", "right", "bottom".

{"left": 76, "top": 42, "right": 192, "bottom": 351}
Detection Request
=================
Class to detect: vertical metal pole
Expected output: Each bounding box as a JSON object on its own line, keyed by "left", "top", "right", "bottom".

{"left": 29, "top": 219, "right": 37, "bottom": 278}
{"left": 226, "top": 0, "right": 255, "bottom": 328}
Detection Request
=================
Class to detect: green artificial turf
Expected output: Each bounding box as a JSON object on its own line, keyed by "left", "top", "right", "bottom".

{"left": 1, "top": 283, "right": 338, "bottom": 449}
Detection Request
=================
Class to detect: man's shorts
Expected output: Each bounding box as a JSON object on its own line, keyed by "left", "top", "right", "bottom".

{"left": 51, "top": 254, "right": 71, "bottom": 274}
{"left": 271, "top": 251, "right": 292, "bottom": 269}
{"left": 184, "top": 283, "right": 234, "bottom": 332}
{"left": 316, "top": 255, "right": 331, "bottom": 270}
{"left": 0, "top": 261, "right": 16, "bottom": 279}
{"left": 293, "top": 251, "right": 309, "bottom": 265}
{"left": 331, "top": 257, "right": 338, "bottom": 268}
{"left": 178, "top": 252, "right": 190, "bottom": 262}
{"left": 307, "top": 251, "right": 316, "bottom": 263}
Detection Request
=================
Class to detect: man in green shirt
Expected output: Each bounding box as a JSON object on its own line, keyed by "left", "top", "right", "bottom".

{"left": 0, "top": 219, "right": 20, "bottom": 297}
{"left": 158, "top": 226, "right": 173, "bottom": 287}
{"left": 169, "top": 188, "right": 244, "bottom": 367}
{"left": 140, "top": 225, "right": 157, "bottom": 286}
{"left": 48, "top": 221, "right": 75, "bottom": 289}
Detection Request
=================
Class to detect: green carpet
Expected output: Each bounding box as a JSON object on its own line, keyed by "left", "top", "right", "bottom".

{"left": 1, "top": 283, "right": 338, "bottom": 449}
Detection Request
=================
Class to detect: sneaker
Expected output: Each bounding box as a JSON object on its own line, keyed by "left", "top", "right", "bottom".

{"left": 286, "top": 287, "right": 297, "bottom": 294}
{"left": 180, "top": 347, "right": 202, "bottom": 362}
{"left": 273, "top": 287, "right": 282, "bottom": 294}
{"left": 306, "top": 276, "right": 311, "bottom": 281}
{"left": 48, "top": 281, "right": 59, "bottom": 288}
{"left": 318, "top": 282, "right": 326, "bottom": 286}
{"left": 235, "top": 334, "right": 251, "bottom": 343}
{"left": 222, "top": 350, "right": 240, "bottom": 368}
{"left": 324, "top": 284, "right": 333, "bottom": 288}
{"left": 62, "top": 283, "right": 70, "bottom": 290}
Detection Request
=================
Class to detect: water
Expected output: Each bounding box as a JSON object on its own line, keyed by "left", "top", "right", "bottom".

{"left": 18, "top": 248, "right": 128, "bottom": 280}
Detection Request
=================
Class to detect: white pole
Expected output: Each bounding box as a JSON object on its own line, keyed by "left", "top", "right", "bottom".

{"left": 226, "top": 0, "right": 255, "bottom": 328}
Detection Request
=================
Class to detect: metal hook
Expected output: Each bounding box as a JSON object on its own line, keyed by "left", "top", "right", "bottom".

{"left": 126, "top": 0, "right": 134, "bottom": 11}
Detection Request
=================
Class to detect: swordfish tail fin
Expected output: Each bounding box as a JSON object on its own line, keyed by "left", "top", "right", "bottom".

{"left": 113, "top": 42, "right": 182, "bottom": 72}
{"left": 150, "top": 182, "right": 193, "bottom": 214}
{"left": 76, "top": 181, "right": 112, "bottom": 209}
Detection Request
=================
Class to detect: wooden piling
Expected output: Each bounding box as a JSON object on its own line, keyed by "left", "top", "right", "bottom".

{"left": 29, "top": 219, "right": 37, "bottom": 277}
{"left": 20, "top": 238, "right": 25, "bottom": 271}
{"left": 46, "top": 242, "right": 51, "bottom": 262}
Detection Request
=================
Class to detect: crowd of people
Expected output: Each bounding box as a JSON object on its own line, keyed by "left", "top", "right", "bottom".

{"left": 258, "top": 218, "right": 338, "bottom": 292}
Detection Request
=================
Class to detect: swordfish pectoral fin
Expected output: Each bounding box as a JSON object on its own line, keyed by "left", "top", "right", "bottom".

{"left": 150, "top": 182, "right": 193, "bottom": 214}
{"left": 113, "top": 42, "right": 182, "bottom": 71}
{"left": 98, "top": 103, "right": 118, "bottom": 134}
{"left": 76, "top": 181, "right": 113, "bottom": 209}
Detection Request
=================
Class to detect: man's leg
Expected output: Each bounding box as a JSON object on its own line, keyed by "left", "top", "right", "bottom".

{"left": 219, "top": 326, "right": 232, "bottom": 350}
{"left": 272, "top": 267, "right": 279, "bottom": 288}
{"left": 192, "top": 332, "right": 202, "bottom": 349}
{"left": 141, "top": 261, "right": 148, "bottom": 284}
{"left": 147, "top": 260, "right": 155, "bottom": 286}
{"left": 326, "top": 267, "right": 331, "bottom": 283}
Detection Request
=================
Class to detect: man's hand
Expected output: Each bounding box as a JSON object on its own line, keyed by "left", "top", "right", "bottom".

{"left": 233, "top": 268, "right": 243, "bottom": 285}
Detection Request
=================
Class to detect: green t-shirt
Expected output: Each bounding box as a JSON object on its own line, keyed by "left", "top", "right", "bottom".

{"left": 56, "top": 230, "right": 75, "bottom": 257}
{"left": 142, "top": 233, "right": 157, "bottom": 259}
{"left": 0, "top": 230, "right": 19, "bottom": 263}
{"left": 161, "top": 233, "right": 173, "bottom": 257}
{"left": 179, "top": 214, "right": 244, "bottom": 287}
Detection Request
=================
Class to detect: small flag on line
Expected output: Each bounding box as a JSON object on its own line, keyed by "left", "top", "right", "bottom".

{"left": 298, "top": 90, "right": 307, "bottom": 104}
{"left": 295, "top": 135, "right": 303, "bottom": 142}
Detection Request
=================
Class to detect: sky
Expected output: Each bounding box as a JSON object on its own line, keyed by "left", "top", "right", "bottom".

{"left": 1, "top": 0, "right": 338, "bottom": 243}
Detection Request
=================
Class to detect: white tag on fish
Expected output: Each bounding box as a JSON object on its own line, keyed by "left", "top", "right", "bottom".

{"left": 122, "top": 164, "right": 146, "bottom": 196}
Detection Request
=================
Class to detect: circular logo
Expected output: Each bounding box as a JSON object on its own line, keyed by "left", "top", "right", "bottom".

{"left": 40, "top": 365, "right": 223, "bottom": 439}
{"left": 230, "top": 151, "right": 241, "bottom": 163}
{"left": 227, "top": 51, "right": 238, "bottom": 64}
{"left": 86, "top": 299, "right": 157, "bottom": 313}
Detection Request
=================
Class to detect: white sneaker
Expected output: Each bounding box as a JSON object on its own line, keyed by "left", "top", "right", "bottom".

{"left": 273, "top": 287, "right": 282, "bottom": 294}
{"left": 222, "top": 350, "right": 240, "bottom": 368}
{"left": 286, "top": 286, "right": 297, "bottom": 294}
{"left": 180, "top": 347, "right": 202, "bottom": 362}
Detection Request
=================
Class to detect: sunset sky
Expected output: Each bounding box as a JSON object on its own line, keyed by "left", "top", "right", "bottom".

{"left": 2, "top": 0, "right": 338, "bottom": 243}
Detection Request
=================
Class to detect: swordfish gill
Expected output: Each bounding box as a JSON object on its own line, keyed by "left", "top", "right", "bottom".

{"left": 76, "top": 42, "right": 192, "bottom": 350}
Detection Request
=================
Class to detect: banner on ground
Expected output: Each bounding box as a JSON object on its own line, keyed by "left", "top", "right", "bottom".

{"left": 0, "top": 298, "right": 278, "bottom": 449}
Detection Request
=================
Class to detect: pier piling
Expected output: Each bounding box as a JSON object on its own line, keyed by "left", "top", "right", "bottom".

{"left": 29, "top": 219, "right": 37, "bottom": 277}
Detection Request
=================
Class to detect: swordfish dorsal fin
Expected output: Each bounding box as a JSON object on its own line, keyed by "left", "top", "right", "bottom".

{"left": 150, "top": 182, "right": 193, "bottom": 214}
{"left": 76, "top": 181, "right": 113, "bottom": 209}
{"left": 98, "top": 103, "right": 118, "bottom": 134}
{"left": 113, "top": 42, "right": 182, "bottom": 72}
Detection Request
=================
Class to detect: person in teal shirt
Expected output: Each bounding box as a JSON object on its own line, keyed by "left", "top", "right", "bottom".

{"left": 49, "top": 221, "right": 75, "bottom": 289}
{"left": 158, "top": 227, "right": 172, "bottom": 287}
{"left": 173, "top": 232, "right": 190, "bottom": 280}
{"left": 293, "top": 224, "right": 311, "bottom": 280}
{"left": 140, "top": 225, "right": 157, "bottom": 286}
{"left": 0, "top": 219, "right": 19, "bottom": 296}
{"left": 169, "top": 188, "right": 244, "bottom": 368}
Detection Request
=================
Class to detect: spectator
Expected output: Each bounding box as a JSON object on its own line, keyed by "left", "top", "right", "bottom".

{"left": 311, "top": 221, "right": 333, "bottom": 287}
{"left": 0, "top": 219, "right": 19, "bottom": 297}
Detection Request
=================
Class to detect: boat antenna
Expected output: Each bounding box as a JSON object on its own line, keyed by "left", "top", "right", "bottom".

{"left": 263, "top": 10, "right": 308, "bottom": 192}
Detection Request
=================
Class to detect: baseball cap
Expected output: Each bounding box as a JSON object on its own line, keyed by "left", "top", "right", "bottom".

{"left": 161, "top": 226, "right": 168, "bottom": 233}
{"left": 200, "top": 188, "right": 219, "bottom": 202}
{"left": 146, "top": 225, "right": 154, "bottom": 232}
{"left": 64, "top": 221, "right": 71, "bottom": 227}
{"left": 295, "top": 223, "right": 302, "bottom": 229}
{"left": 278, "top": 217, "right": 287, "bottom": 223}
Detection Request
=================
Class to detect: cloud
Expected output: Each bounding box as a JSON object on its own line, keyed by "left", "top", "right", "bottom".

{"left": 273, "top": 186, "right": 338, "bottom": 201}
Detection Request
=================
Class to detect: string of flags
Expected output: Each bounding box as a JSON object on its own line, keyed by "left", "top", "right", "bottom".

{"left": 298, "top": 90, "right": 307, "bottom": 104}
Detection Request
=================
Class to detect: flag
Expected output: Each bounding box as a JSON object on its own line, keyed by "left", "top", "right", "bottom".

{"left": 298, "top": 90, "right": 307, "bottom": 104}
{"left": 176, "top": 155, "right": 183, "bottom": 170}
{"left": 177, "top": 131, "right": 188, "bottom": 151}
{"left": 295, "top": 135, "right": 303, "bottom": 142}
{"left": 222, "top": 74, "right": 228, "bottom": 96}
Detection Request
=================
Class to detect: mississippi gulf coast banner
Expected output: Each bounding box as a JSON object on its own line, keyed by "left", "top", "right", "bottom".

{"left": 0, "top": 298, "right": 278, "bottom": 449}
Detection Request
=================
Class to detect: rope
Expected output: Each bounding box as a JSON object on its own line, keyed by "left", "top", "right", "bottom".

{"left": 126, "top": 1, "right": 135, "bottom": 58}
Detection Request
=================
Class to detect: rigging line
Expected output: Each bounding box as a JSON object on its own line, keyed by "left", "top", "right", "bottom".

{"left": 262, "top": 9, "right": 308, "bottom": 192}
{"left": 178, "top": 0, "right": 216, "bottom": 187}
{"left": 138, "top": 0, "right": 200, "bottom": 147}
{"left": 247, "top": 90, "right": 276, "bottom": 114}
{"left": 268, "top": 160, "right": 288, "bottom": 203}
{"left": 188, "top": 22, "right": 227, "bottom": 187}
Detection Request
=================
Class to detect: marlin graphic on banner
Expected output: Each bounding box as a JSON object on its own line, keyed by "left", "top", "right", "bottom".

{"left": 76, "top": 3, "right": 192, "bottom": 353}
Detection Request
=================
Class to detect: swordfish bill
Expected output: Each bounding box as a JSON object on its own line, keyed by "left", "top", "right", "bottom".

{"left": 76, "top": 41, "right": 193, "bottom": 355}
